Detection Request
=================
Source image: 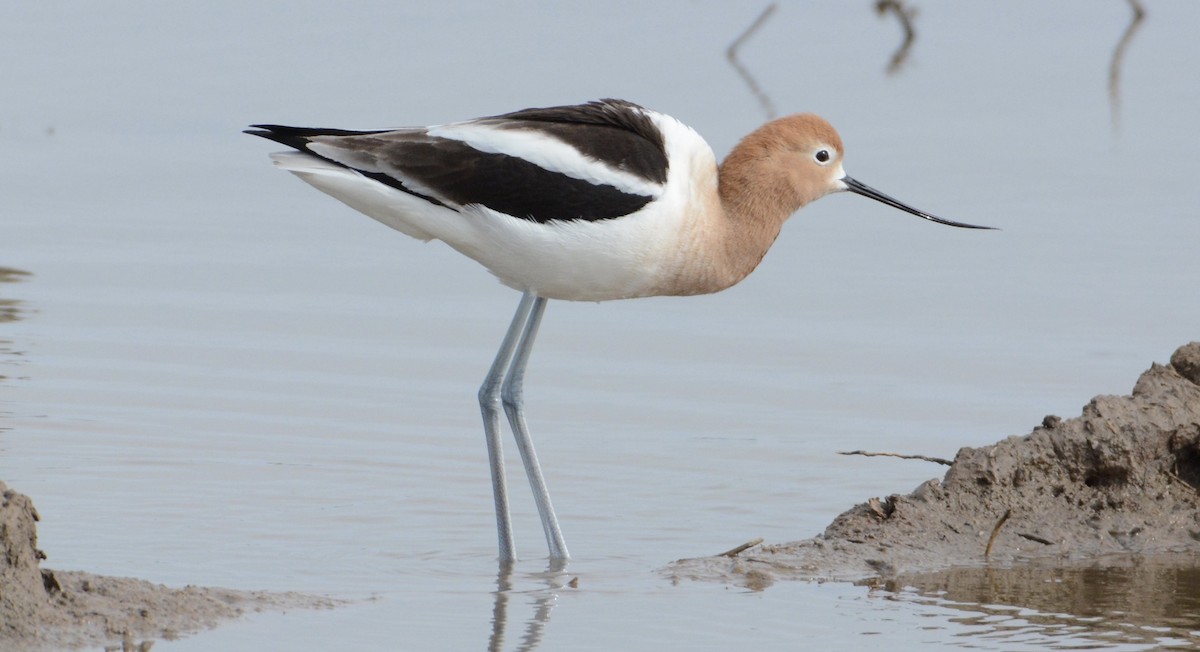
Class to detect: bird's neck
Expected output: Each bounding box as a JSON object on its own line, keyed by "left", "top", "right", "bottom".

{"left": 651, "top": 143, "right": 806, "bottom": 298}
{"left": 703, "top": 153, "right": 803, "bottom": 289}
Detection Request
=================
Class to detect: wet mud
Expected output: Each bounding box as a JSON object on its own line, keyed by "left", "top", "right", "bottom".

{"left": 0, "top": 482, "right": 333, "bottom": 650}
{"left": 669, "top": 342, "right": 1200, "bottom": 589}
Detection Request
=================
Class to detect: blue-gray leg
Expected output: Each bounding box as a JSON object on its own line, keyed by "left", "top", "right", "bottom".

{"left": 478, "top": 292, "right": 536, "bottom": 563}
{"left": 501, "top": 296, "right": 570, "bottom": 560}
{"left": 478, "top": 292, "right": 569, "bottom": 563}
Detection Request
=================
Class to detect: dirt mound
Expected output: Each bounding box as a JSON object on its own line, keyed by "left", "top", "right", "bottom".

{"left": 1, "top": 484, "right": 55, "bottom": 641}
{"left": 669, "top": 342, "right": 1200, "bottom": 589}
{"left": 0, "top": 481, "right": 333, "bottom": 651}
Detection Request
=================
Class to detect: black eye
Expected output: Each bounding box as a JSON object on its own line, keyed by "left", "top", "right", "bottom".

{"left": 815, "top": 149, "right": 831, "bottom": 163}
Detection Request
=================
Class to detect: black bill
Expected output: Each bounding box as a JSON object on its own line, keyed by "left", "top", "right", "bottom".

{"left": 841, "top": 176, "right": 996, "bottom": 230}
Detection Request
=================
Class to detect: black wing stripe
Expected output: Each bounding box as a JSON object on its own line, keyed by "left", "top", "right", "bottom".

{"left": 246, "top": 98, "right": 668, "bottom": 223}
{"left": 361, "top": 136, "right": 654, "bottom": 222}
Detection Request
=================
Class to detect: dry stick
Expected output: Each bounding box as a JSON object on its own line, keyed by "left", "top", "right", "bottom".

{"left": 1017, "top": 532, "right": 1053, "bottom": 546}
{"left": 838, "top": 450, "right": 953, "bottom": 466}
{"left": 1108, "top": 0, "right": 1146, "bottom": 130}
{"left": 718, "top": 538, "right": 764, "bottom": 558}
{"left": 875, "top": 0, "right": 916, "bottom": 75}
{"left": 1166, "top": 464, "right": 1199, "bottom": 495}
{"left": 726, "top": 4, "right": 778, "bottom": 120}
{"left": 984, "top": 509, "right": 1012, "bottom": 560}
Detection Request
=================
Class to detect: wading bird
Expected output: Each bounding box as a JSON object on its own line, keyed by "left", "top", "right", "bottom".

{"left": 247, "top": 99, "right": 992, "bottom": 564}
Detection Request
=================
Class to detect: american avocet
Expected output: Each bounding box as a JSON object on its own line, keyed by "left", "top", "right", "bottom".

{"left": 246, "top": 99, "right": 993, "bottom": 563}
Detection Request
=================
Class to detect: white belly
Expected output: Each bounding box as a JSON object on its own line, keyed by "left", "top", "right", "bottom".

{"left": 273, "top": 152, "right": 716, "bottom": 301}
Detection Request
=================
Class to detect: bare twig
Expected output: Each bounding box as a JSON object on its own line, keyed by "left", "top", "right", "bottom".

{"left": 1109, "top": 0, "right": 1146, "bottom": 130}
{"left": 984, "top": 509, "right": 1012, "bottom": 559}
{"left": 1166, "top": 464, "right": 1200, "bottom": 495}
{"left": 718, "top": 538, "right": 764, "bottom": 557}
{"left": 875, "top": 0, "right": 917, "bottom": 75}
{"left": 1017, "top": 532, "right": 1054, "bottom": 546}
{"left": 726, "top": 4, "right": 778, "bottom": 120}
{"left": 838, "top": 450, "right": 953, "bottom": 466}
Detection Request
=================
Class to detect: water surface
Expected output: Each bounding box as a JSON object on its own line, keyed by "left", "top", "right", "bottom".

{"left": 3, "top": 1, "right": 1199, "bottom": 649}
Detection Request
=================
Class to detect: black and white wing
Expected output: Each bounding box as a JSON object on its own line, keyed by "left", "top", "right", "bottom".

{"left": 245, "top": 99, "right": 670, "bottom": 223}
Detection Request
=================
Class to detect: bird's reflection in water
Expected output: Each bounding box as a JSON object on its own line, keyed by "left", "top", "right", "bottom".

{"left": 488, "top": 559, "right": 570, "bottom": 652}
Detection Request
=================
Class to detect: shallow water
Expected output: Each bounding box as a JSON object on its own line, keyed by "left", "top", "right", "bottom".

{"left": 3, "top": 1, "right": 1200, "bottom": 649}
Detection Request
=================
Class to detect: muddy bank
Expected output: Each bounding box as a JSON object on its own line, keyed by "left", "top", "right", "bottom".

{"left": 0, "top": 482, "right": 333, "bottom": 651}
{"left": 669, "top": 342, "right": 1200, "bottom": 589}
